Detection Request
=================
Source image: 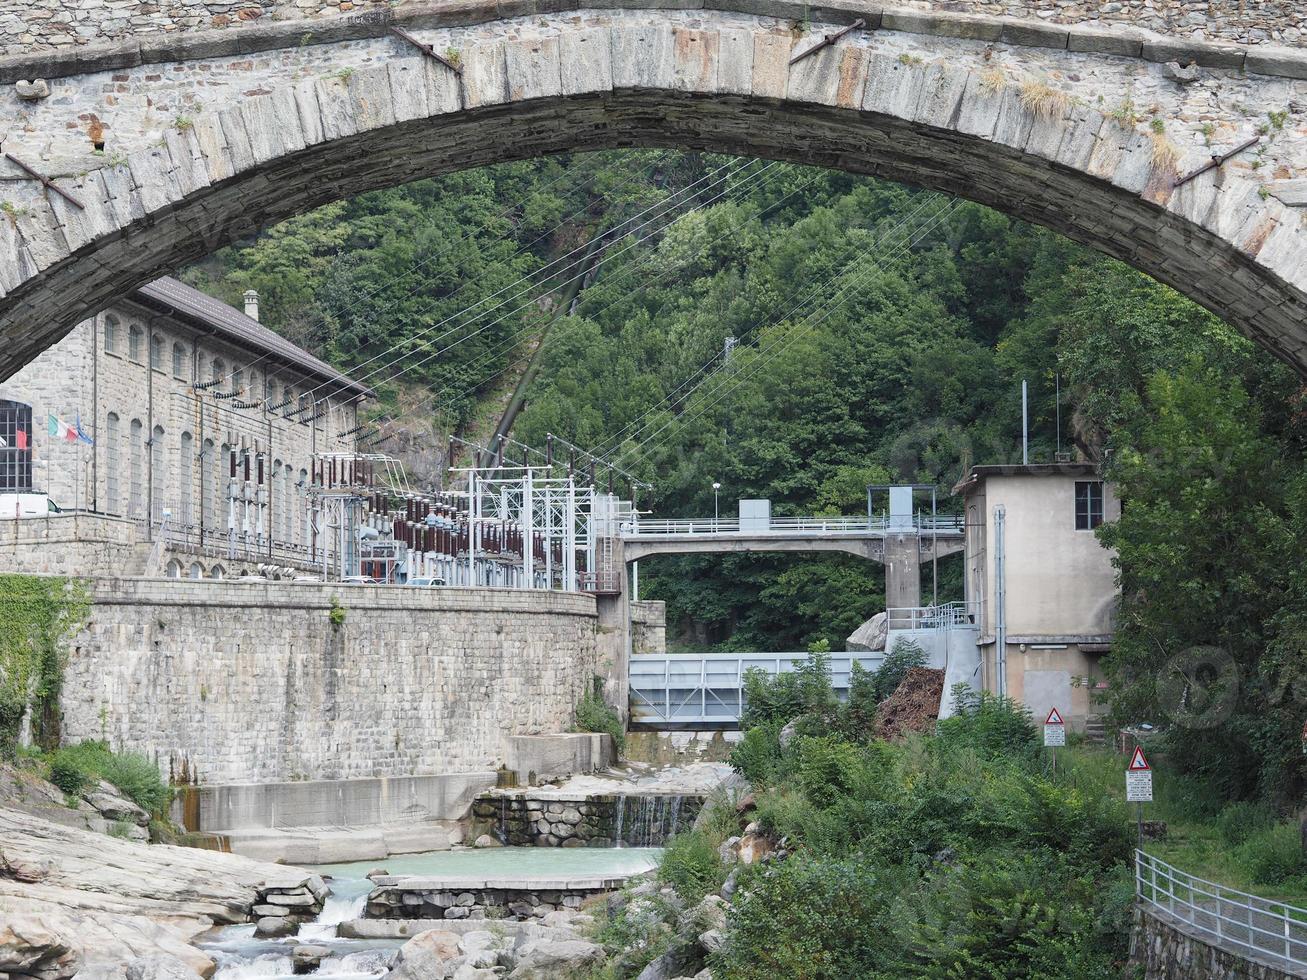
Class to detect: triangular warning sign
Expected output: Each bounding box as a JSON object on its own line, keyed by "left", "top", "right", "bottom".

{"left": 1128, "top": 746, "right": 1150, "bottom": 771}
{"left": 1045, "top": 708, "right": 1064, "bottom": 726}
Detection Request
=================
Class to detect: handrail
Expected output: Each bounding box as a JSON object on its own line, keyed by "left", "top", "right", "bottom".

{"left": 623, "top": 515, "right": 965, "bottom": 536}
{"left": 1135, "top": 850, "right": 1307, "bottom": 966}
{"left": 886, "top": 602, "right": 980, "bottom": 630}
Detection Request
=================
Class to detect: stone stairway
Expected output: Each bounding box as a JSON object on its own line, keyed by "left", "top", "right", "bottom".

{"left": 1083, "top": 716, "right": 1108, "bottom": 747}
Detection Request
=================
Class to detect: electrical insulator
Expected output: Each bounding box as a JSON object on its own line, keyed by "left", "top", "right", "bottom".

{"left": 546, "top": 434, "right": 554, "bottom": 466}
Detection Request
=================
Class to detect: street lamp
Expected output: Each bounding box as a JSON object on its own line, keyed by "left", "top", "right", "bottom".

{"left": 712, "top": 482, "right": 721, "bottom": 523}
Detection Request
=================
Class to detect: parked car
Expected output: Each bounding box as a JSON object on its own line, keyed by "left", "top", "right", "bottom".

{"left": 406, "top": 577, "right": 446, "bottom": 588}
{"left": 342, "top": 575, "right": 380, "bottom": 585}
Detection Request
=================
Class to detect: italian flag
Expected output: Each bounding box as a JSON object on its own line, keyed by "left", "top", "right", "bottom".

{"left": 48, "top": 414, "right": 80, "bottom": 443}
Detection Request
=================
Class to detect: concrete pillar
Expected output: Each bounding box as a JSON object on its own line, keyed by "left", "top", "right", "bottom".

{"left": 884, "top": 532, "right": 921, "bottom": 627}
{"left": 593, "top": 536, "right": 631, "bottom": 724}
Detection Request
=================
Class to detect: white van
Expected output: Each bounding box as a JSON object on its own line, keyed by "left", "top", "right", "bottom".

{"left": 0, "top": 493, "right": 60, "bottom": 518}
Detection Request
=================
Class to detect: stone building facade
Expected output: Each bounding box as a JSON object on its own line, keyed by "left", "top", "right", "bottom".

{"left": 0, "top": 276, "right": 369, "bottom": 577}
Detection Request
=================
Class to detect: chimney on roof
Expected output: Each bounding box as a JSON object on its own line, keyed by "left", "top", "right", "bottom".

{"left": 243, "top": 289, "right": 260, "bottom": 322}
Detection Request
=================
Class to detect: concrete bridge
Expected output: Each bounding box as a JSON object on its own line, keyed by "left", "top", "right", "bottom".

{"left": 1, "top": 1, "right": 1306, "bottom": 382}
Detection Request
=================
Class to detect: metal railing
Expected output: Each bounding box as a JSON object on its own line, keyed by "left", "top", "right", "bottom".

{"left": 629, "top": 652, "right": 886, "bottom": 725}
{"left": 886, "top": 601, "right": 980, "bottom": 631}
{"left": 623, "top": 514, "right": 965, "bottom": 537}
{"left": 1135, "top": 850, "right": 1307, "bottom": 966}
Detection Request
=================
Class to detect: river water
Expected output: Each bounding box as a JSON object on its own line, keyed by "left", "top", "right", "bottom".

{"left": 201, "top": 847, "right": 662, "bottom": 978}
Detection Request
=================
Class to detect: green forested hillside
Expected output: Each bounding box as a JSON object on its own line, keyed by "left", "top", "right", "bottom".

{"left": 188, "top": 149, "right": 1307, "bottom": 804}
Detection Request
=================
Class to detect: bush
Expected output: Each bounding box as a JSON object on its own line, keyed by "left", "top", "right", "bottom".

{"left": 1215, "top": 800, "right": 1276, "bottom": 847}
{"left": 44, "top": 741, "right": 172, "bottom": 816}
{"left": 792, "top": 735, "right": 862, "bottom": 801}
{"left": 740, "top": 666, "right": 802, "bottom": 731}
{"left": 729, "top": 721, "right": 784, "bottom": 785}
{"left": 936, "top": 689, "right": 1038, "bottom": 761}
{"left": 658, "top": 829, "right": 728, "bottom": 903}
{"left": 872, "top": 639, "right": 928, "bottom": 704}
{"left": 712, "top": 857, "right": 910, "bottom": 978}
{"left": 574, "top": 682, "right": 624, "bottom": 754}
{"left": 1238, "top": 824, "right": 1307, "bottom": 886}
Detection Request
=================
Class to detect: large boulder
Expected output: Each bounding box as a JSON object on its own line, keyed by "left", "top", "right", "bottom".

{"left": 385, "top": 929, "right": 463, "bottom": 979}
{"left": 507, "top": 939, "right": 604, "bottom": 979}
{"left": 846, "top": 611, "right": 888, "bottom": 652}
{"left": 636, "top": 937, "right": 703, "bottom": 980}
{"left": 0, "top": 916, "right": 78, "bottom": 979}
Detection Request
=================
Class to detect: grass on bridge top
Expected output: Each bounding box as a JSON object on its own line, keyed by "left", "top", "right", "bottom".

{"left": 1056, "top": 744, "right": 1307, "bottom": 908}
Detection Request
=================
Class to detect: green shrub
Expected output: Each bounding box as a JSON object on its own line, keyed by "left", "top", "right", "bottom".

{"left": 1238, "top": 824, "right": 1307, "bottom": 886}
{"left": 573, "top": 680, "right": 625, "bottom": 754}
{"left": 106, "top": 819, "right": 135, "bottom": 839}
{"left": 658, "top": 829, "right": 728, "bottom": 903}
{"left": 936, "top": 689, "right": 1038, "bottom": 761}
{"left": 740, "top": 666, "right": 803, "bottom": 731}
{"left": 44, "top": 740, "right": 171, "bottom": 816}
{"left": 792, "top": 735, "right": 862, "bottom": 801}
{"left": 100, "top": 750, "right": 172, "bottom": 815}
{"left": 729, "top": 721, "right": 784, "bottom": 785}
{"left": 712, "top": 857, "right": 911, "bottom": 978}
{"left": 872, "top": 639, "right": 928, "bottom": 703}
{"left": 1216, "top": 801, "right": 1276, "bottom": 847}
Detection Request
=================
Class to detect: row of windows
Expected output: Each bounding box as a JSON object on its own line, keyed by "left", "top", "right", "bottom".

{"left": 103, "top": 315, "right": 340, "bottom": 416}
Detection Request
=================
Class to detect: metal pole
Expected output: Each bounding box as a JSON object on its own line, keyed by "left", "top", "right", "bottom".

{"left": 522, "top": 466, "right": 533, "bottom": 586}
{"left": 994, "top": 504, "right": 1006, "bottom": 698}
{"left": 1021, "top": 380, "right": 1029, "bottom": 465}
{"left": 468, "top": 469, "right": 477, "bottom": 587}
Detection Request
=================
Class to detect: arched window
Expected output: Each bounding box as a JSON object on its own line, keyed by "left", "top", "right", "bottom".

{"left": 200, "top": 438, "right": 214, "bottom": 533}
{"left": 150, "top": 424, "right": 166, "bottom": 524}
{"left": 231, "top": 368, "right": 244, "bottom": 397}
{"left": 104, "top": 412, "right": 120, "bottom": 513}
{"left": 150, "top": 334, "right": 164, "bottom": 371}
{"left": 128, "top": 325, "right": 143, "bottom": 363}
{"left": 172, "top": 342, "right": 187, "bottom": 379}
{"left": 179, "top": 431, "right": 194, "bottom": 529}
{"left": 129, "top": 419, "right": 144, "bottom": 518}
{"left": 218, "top": 442, "right": 231, "bottom": 532}
{"left": 0, "top": 400, "right": 33, "bottom": 492}
{"left": 188, "top": 561, "right": 203, "bottom": 579}
{"left": 104, "top": 315, "right": 120, "bottom": 355}
{"left": 298, "top": 467, "right": 308, "bottom": 545}
{"left": 211, "top": 357, "right": 225, "bottom": 386}
{"left": 165, "top": 559, "right": 182, "bottom": 579}
{"left": 209, "top": 564, "right": 225, "bottom": 580}
{"left": 271, "top": 459, "right": 283, "bottom": 543}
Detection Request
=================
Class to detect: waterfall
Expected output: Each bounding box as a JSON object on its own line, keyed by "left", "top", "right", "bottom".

{"left": 497, "top": 795, "right": 509, "bottom": 844}
{"left": 613, "top": 794, "right": 626, "bottom": 848}
{"left": 211, "top": 951, "right": 293, "bottom": 978}
{"left": 296, "top": 877, "right": 371, "bottom": 941}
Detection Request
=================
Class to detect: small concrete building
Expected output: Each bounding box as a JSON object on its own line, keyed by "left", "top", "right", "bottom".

{"left": 0, "top": 278, "right": 370, "bottom": 578}
{"left": 953, "top": 464, "right": 1120, "bottom": 731}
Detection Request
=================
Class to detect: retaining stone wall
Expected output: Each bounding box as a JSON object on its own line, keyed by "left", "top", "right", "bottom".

{"left": 630, "top": 599, "right": 666, "bottom": 655}
{"left": 471, "top": 792, "right": 703, "bottom": 847}
{"left": 6, "top": 0, "right": 1306, "bottom": 60}
{"left": 60, "top": 580, "right": 600, "bottom": 785}
{"left": 1129, "top": 905, "right": 1307, "bottom": 980}
{"left": 365, "top": 879, "right": 614, "bottom": 921}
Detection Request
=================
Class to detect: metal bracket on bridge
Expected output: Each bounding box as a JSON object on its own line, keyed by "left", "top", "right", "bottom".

{"left": 390, "top": 26, "right": 464, "bottom": 77}
{"left": 1174, "top": 135, "right": 1260, "bottom": 188}
{"left": 2, "top": 151, "right": 84, "bottom": 210}
{"left": 789, "top": 19, "right": 866, "bottom": 67}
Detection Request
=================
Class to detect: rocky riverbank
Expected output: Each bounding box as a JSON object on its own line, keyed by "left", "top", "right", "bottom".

{"left": 0, "top": 773, "right": 327, "bottom": 978}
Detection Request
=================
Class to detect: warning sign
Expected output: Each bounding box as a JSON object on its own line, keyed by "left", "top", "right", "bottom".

{"left": 1043, "top": 708, "right": 1066, "bottom": 747}
{"left": 1126, "top": 746, "right": 1153, "bottom": 802}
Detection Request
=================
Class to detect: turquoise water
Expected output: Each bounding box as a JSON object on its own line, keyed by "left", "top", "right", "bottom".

{"left": 312, "top": 845, "right": 663, "bottom": 880}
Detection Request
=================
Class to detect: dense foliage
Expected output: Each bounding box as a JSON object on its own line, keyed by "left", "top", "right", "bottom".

{"left": 45, "top": 739, "right": 173, "bottom": 816}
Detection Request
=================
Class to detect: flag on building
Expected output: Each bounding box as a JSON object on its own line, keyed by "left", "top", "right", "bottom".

{"left": 48, "top": 414, "right": 80, "bottom": 443}
{"left": 15, "top": 428, "right": 27, "bottom": 450}
{"left": 74, "top": 414, "right": 94, "bottom": 445}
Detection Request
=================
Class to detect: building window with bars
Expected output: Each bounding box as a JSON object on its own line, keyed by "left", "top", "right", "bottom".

{"left": 104, "top": 315, "right": 120, "bottom": 355}
{"left": 172, "top": 342, "right": 187, "bottom": 379}
{"left": 231, "top": 368, "right": 244, "bottom": 397}
{"left": 150, "top": 334, "right": 164, "bottom": 372}
{"left": 150, "top": 425, "right": 166, "bottom": 524}
{"left": 129, "top": 419, "right": 144, "bottom": 518}
{"left": 128, "top": 325, "right": 143, "bottom": 363}
{"left": 1075, "top": 480, "right": 1104, "bottom": 531}
{"left": 0, "top": 400, "right": 33, "bottom": 492}
{"left": 200, "top": 438, "right": 214, "bottom": 533}
{"left": 212, "top": 358, "right": 225, "bottom": 385}
{"left": 179, "top": 431, "right": 194, "bottom": 528}
{"left": 105, "top": 413, "right": 120, "bottom": 513}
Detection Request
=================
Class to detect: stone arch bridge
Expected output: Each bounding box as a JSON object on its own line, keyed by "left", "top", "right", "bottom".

{"left": 1, "top": 0, "right": 1306, "bottom": 380}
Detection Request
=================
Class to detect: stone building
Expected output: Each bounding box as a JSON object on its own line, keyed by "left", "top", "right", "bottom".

{"left": 0, "top": 277, "right": 370, "bottom": 578}
{"left": 953, "top": 463, "right": 1120, "bottom": 730}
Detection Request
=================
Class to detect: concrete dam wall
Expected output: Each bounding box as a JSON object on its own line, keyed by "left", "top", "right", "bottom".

{"left": 60, "top": 581, "right": 601, "bottom": 786}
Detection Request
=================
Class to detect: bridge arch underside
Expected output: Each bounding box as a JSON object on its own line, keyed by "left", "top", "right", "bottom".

{"left": 2, "top": 13, "right": 1305, "bottom": 379}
